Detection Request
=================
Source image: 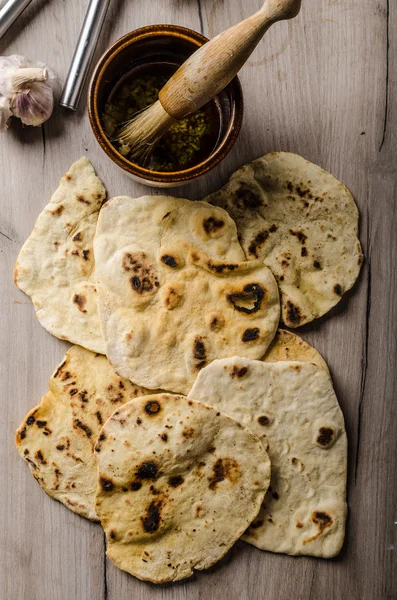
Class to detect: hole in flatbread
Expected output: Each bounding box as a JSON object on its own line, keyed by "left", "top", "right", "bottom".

{"left": 227, "top": 284, "right": 265, "bottom": 314}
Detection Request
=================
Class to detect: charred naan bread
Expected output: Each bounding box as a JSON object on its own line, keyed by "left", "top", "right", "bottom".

{"left": 14, "top": 158, "right": 106, "bottom": 353}
{"left": 94, "top": 196, "right": 280, "bottom": 393}
{"left": 263, "top": 329, "right": 329, "bottom": 373}
{"left": 15, "top": 345, "right": 159, "bottom": 520}
{"left": 206, "top": 152, "right": 363, "bottom": 327}
{"left": 95, "top": 393, "right": 271, "bottom": 583}
{"left": 188, "top": 359, "right": 347, "bottom": 558}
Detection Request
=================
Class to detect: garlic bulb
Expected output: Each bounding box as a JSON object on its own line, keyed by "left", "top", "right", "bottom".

{"left": 0, "top": 55, "right": 56, "bottom": 132}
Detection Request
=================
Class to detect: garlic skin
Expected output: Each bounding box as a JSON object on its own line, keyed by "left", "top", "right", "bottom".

{"left": 0, "top": 55, "right": 56, "bottom": 132}
{"left": 0, "top": 96, "right": 12, "bottom": 132}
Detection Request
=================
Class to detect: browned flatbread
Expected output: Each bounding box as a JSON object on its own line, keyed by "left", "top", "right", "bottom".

{"left": 16, "top": 345, "right": 160, "bottom": 520}
{"left": 95, "top": 393, "right": 271, "bottom": 582}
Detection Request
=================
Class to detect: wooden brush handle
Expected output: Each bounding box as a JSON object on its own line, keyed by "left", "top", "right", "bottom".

{"left": 159, "top": 0, "right": 301, "bottom": 120}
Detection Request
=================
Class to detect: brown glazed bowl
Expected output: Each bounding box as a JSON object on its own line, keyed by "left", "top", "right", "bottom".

{"left": 88, "top": 25, "right": 243, "bottom": 187}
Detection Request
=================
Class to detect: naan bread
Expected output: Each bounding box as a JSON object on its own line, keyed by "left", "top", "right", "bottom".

{"left": 15, "top": 345, "right": 159, "bottom": 520}
{"left": 94, "top": 393, "right": 271, "bottom": 583}
{"left": 94, "top": 196, "right": 280, "bottom": 393}
{"left": 263, "top": 329, "right": 329, "bottom": 374}
{"left": 206, "top": 152, "right": 363, "bottom": 327}
{"left": 188, "top": 359, "right": 347, "bottom": 557}
{"left": 14, "top": 158, "right": 106, "bottom": 353}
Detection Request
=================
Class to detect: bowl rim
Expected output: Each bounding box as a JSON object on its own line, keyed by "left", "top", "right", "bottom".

{"left": 87, "top": 24, "right": 244, "bottom": 184}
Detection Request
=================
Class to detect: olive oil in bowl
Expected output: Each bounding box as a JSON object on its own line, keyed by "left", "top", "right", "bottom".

{"left": 102, "top": 64, "right": 221, "bottom": 173}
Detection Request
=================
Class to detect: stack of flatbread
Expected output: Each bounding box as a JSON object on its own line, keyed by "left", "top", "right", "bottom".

{"left": 15, "top": 153, "right": 361, "bottom": 583}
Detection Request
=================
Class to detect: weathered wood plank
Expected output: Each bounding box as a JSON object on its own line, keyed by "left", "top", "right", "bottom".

{"left": 0, "top": 0, "right": 395, "bottom": 598}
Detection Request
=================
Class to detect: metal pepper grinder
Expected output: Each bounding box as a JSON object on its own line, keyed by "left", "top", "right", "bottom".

{"left": 0, "top": 0, "right": 35, "bottom": 40}
{"left": 60, "top": 0, "right": 111, "bottom": 111}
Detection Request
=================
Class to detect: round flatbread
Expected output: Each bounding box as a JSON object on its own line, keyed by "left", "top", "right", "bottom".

{"left": 188, "top": 359, "right": 347, "bottom": 558}
{"left": 94, "top": 393, "right": 271, "bottom": 583}
{"left": 206, "top": 152, "right": 363, "bottom": 327}
{"left": 94, "top": 196, "right": 280, "bottom": 393}
{"left": 263, "top": 328, "right": 329, "bottom": 373}
{"left": 15, "top": 345, "right": 159, "bottom": 520}
{"left": 14, "top": 158, "right": 107, "bottom": 353}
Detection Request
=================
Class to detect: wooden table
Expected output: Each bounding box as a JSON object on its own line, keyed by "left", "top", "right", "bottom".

{"left": 1, "top": 0, "right": 396, "bottom": 598}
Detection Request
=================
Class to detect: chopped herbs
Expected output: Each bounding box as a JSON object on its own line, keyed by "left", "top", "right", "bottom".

{"left": 102, "top": 68, "right": 220, "bottom": 172}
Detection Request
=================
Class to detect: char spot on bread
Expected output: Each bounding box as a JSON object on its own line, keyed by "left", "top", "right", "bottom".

{"left": 203, "top": 216, "right": 225, "bottom": 235}
{"left": 141, "top": 500, "right": 163, "bottom": 533}
{"left": 227, "top": 284, "right": 265, "bottom": 314}
{"left": 242, "top": 328, "right": 260, "bottom": 342}
{"left": 161, "top": 254, "right": 178, "bottom": 268}
{"left": 145, "top": 401, "right": 161, "bottom": 415}
{"left": 73, "top": 293, "right": 87, "bottom": 313}
{"left": 316, "top": 427, "right": 335, "bottom": 448}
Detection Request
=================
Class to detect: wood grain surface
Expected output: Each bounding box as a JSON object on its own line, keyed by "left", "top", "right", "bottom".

{"left": 0, "top": 0, "right": 396, "bottom": 599}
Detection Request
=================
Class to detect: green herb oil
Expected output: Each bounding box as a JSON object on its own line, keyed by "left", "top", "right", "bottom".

{"left": 102, "top": 68, "right": 221, "bottom": 172}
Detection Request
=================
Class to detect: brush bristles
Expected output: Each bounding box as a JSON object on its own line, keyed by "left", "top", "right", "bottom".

{"left": 116, "top": 100, "right": 176, "bottom": 165}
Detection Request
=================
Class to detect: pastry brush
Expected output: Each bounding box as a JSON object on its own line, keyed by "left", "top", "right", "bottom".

{"left": 116, "top": 0, "right": 301, "bottom": 165}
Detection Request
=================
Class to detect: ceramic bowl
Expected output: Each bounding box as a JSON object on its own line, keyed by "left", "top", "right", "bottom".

{"left": 88, "top": 24, "right": 243, "bottom": 188}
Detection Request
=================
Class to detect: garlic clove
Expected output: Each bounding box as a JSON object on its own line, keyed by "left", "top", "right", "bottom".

{"left": 0, "top": 96, "right": 13, "bottom": 132}
{"left": 11, "top": 81, "right": 54, "bottom": 126}
{"left": 12, "top": 67, "right": 48, "bottom": 89}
